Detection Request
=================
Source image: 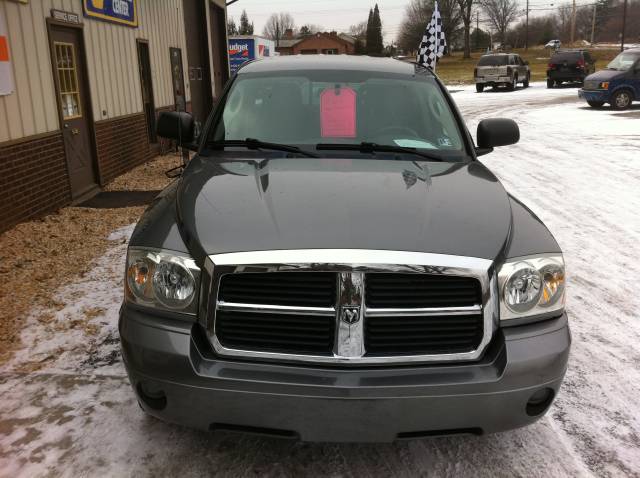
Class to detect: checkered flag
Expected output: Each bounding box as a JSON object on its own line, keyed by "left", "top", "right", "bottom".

{"left": 417, "top": 1, "right": 446, "bottom": 71}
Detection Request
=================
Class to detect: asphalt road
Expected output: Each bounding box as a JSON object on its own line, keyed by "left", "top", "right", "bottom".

{"left": 1, "top": 83, "right": 639, "bottom": 478}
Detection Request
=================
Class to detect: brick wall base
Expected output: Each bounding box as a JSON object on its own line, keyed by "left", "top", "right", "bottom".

{"left": 95, "top": 113, "right": 153, "bottom": 185}
{"left": 0, "top": 108, "right": 176, "bottom": 233}
{"left": 0, "top": 132, "right": 71, "bottom": 233}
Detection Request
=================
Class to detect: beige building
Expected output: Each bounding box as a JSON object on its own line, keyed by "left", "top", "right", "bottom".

{"left": 0, "top": 0, "right": 230, "bottom": 232}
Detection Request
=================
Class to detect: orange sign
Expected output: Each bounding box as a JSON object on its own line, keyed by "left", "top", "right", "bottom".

{"left": 0, "top": 36, "right": 9, "bottom": 62}
{"left": 1, "top": 10, "right": 14, "bottom": 95}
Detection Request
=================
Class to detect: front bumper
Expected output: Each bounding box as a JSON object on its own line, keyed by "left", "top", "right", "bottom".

{"left": 579, "top": 89, "right": 609, "bottom": 103}
{"left": 120, "top": 305, "right": 570, "bottom": 442}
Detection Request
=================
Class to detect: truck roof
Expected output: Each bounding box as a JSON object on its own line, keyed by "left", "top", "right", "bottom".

{"left": 238, "top": 55, "right": 434, "bottom": 76}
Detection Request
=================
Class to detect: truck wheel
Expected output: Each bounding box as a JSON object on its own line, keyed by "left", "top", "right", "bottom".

{"left": 507, "top": 75, "right": 517, "bottom": 91}
{"left": 611, "top": 90, "right": 632, "bottom": 110}
{"left": 476, "top": 83, "right": 484, "bottom": 93}
{"left": 587, "top": 101, "right": 604, "bottom": 108}
{"left": 546, "top": 79, "right": 553, "bottom": 89}
{"left": 523, "top": 74, "right": 530, "bottom": 88}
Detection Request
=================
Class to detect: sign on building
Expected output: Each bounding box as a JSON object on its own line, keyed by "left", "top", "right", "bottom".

{"left": 83, "top": 0, "right": 138, "bottom": 27}
{"left": 0, "top": 9, "right": 13, "bottom": 96}
{"left": 228, "top": 36, "right": 274, "bottom": 75}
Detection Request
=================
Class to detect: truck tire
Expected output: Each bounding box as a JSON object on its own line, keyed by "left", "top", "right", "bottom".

{"left": 547, "top": 79, "right": 553, "bottom": 89}
{"left": 611, "top": 90, "right": 632, "bottom": 110}
{"left": 587, "top": 101, "right": 604, "bottom": 108}
{"left": 523, "top": 74, "right": 530, "bottom": 88}
{"left": 507, "top": 75, "right": 517, "bottom": 91}
{"left": 476, "top": 83, "right": 484, "bottom": 93}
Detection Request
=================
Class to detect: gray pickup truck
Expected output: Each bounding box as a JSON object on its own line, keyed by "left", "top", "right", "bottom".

{"left": 120, "top": 56, "right": 569, "bottom": 442}
{"left": 475, "top": 53, "right": 531, "bottom": 92}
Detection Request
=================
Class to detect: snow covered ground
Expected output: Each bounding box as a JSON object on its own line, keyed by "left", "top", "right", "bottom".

{"left": 1, "top": 83, "right": 639, "bottom": 477}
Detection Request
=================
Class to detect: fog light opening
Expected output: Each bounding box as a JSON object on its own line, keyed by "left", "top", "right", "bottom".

{"left": 526, "top": 387, "right": 554, "bottom": 416}
{"left": 136, "top": 382, "right": 167, "bottom": 411}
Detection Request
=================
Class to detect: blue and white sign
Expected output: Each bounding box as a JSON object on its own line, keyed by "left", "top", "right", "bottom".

{"left": 229, "top": 38, "right": 254, "bottom": 75}
{"left": 83, "top": 0, "right": 138, "bottom": 28}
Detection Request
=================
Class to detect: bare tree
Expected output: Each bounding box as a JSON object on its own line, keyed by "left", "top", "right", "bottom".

{"left": 397, "top": 0, "right": 461, "bottom": 54}
{"left": 298, "top": 24, "right": 324, "bottom": 36}
{"left": 348, "top": 21, "right": 368, "bottom": 40}
{"left": 481, "top": 0, "right": 519, "bottom": 46}
{"left": 457, "top": 0, "right": 475, "bottom": 58}
{"left": 263, "top": 13, "right": 296, "bottom": 46}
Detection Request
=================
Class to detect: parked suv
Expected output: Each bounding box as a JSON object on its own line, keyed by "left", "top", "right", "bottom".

{"left": 120, "top": 56, "right": 570, "bottom": 443}
{"left": 547, "top": 50, "right": 596, "bottom": 88}
{"left": 474, "top": 53, "right": 530, "bottom": 92}
{"left": 579, "top": 48, "right": 640, "bottom": 109}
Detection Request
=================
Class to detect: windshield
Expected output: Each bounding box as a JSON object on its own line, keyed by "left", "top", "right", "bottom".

{"left": 477, "top": 56, "right": 508, "bottom": 66}
{"left": 607, "top": 52, "right": 640, "bottom": 71}
{"left": 209, "top": 69, "right": 466, "bottom": 159}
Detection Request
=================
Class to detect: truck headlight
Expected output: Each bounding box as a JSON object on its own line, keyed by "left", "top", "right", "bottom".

{"left": 498, "top": 255, "right": 565, "bottom": 321}
{"left": 126, "top": 248, "right": 200, "bottom": 314}
{"left": 599, "top": 82, "right": 609, "bottom": 90}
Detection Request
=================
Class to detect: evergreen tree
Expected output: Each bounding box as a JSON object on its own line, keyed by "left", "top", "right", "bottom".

{"left": 366, "top": 8, "right": 374, "bottom": 53}
{"left": 239, "top": 10, "right": 254, "bottom": 35}
{"left": 367, "top": 4, "right": 384, "bottom": 56}
{"left": 227, "top": 17, "right": 238, "bottom": 36}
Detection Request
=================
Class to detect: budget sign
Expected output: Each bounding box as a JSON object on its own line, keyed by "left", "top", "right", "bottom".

{"left": 228, "top": 39, "right": 253, "bottom": 75}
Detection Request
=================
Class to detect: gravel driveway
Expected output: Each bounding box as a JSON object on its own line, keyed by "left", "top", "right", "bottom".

{"left": 1, "top": 83, "right": 638, "bottom": 477}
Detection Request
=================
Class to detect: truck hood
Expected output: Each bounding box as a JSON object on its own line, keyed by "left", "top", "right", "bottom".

{"left": 585, "top": 69, "right": 624, "bottom": 82}
{"left": 176, "top": 156, "right": 512, "bottom": 262}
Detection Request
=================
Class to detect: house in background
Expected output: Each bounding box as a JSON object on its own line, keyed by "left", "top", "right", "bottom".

{"left": 0, "top": 0, "right": 230, "bottom": 232}
{"left": 276, "top": 30, "right": 355, "bottom": 56}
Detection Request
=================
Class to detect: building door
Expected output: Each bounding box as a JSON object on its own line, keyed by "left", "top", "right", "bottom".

{"left": 170, "top": 47, "right": 186, "bottom": 111}
{"left": 49, "top": 25, "right": 98, "bottom": 199}
{"left": 182, "top": 0, "right": 213, "bottom": 127}
{"left": 137, "top": 40, "right": 156, "bottom": 143}
{"left": 209, "top": 3, "right": 229, "bottom": 99}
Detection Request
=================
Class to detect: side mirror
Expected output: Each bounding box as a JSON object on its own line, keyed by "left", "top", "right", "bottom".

{"left": 157, "top": 111, "right": 196, "bottom": 150}
{"left": 476, "top": 118, "right": 520, "bottom": 156}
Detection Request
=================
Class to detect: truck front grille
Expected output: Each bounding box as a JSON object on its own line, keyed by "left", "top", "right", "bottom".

{"left": 364, "top": 313, "right": 484, "bottom": 355}
{"left": 365, "top": 273, "right": 481, "bottom": 308}
{"left": 219, "top": 272, "right": 336, "bottom": 307}
{"left": 216, "top": 310, "right": 334, "bottom": 354}
{"left": 206, "top": 251, "right": 495, "bottom": 365}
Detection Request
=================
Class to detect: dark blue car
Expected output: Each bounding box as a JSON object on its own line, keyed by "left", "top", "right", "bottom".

{"left": 579, "top": 48, "right": 640, "bottom": 109}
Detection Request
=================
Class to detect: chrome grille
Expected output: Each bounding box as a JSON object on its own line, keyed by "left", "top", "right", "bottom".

{"left": 203, "top": 250, "right": 497, "bottom": 365}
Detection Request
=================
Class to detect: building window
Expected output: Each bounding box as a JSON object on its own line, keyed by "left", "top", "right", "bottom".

{"left": 54, "top": 42, "right": 82, "bottom": 119}
{"left": 300, "top": 49, "right": 318, "bottom": 55}
{"left": 322, "top": 49, "right": 339, "bottom": 55}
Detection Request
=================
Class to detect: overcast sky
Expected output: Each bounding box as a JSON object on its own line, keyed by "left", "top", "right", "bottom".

{"left": 227, "top": 0, "right": 413, "bottom": 43}
{"left": 227, "top": 0, "right": 600, "bottom": 44}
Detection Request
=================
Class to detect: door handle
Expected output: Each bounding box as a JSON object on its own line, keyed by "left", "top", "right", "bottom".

{"left": 71, "top": 128, "right": 80, "bottom": 135}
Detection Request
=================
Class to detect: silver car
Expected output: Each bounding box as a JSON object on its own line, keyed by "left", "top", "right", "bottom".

{"left": 474, "top": 53, "right": 531, "bottom": 92}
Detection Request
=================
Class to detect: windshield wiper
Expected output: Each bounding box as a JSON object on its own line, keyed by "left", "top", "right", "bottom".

{"left": 208, "top": 138, "right": 319, "bottom": 158}
{"left": 316, "top": 142, "right": 444, "bottom": 162}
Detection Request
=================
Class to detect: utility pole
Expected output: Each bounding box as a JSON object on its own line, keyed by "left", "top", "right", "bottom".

{"left": 476, "top": 10, "right": 479, "bottom": 50}
{"left": 621, "top": 0, "right": 628, "bottom": 51}
{"left": 525, "top": 0, "right": 529, "bottom": 50}
{"left": 570, "top": 0, "right": 576, "bottom": 45}
{"left": 590, "top": 4, "right": 596, "bottom": 44}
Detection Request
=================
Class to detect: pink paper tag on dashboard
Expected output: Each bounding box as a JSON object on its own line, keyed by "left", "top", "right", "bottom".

{"left": 320, "top": 87, "right": 356, "bottom": 138}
